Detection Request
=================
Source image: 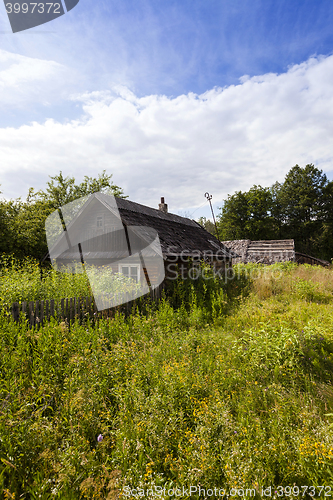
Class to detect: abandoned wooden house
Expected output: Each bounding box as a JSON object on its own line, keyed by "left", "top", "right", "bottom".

{"left": 115, "top": 197, "right": 233, "bottom": 278}
{"left": 222, "top": 239, "right": 329, "bottom": 267}
{"left": 45, "top": 194, "right": 233, "bottom": 289}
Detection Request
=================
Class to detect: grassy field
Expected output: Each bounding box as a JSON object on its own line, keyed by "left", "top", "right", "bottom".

{"left": 0, "top": 260, "right": 333, "bottom": 498}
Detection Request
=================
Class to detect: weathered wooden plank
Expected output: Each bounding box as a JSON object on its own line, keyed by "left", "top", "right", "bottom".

{"left": 69, "top": 298, "right": 73, "bottom": 322}
{"left": 22, "top": 301, "right": 27, "bottom": 316}
{"left": 40, "top": 300, "right": 44, "bottom": 325}
{"left": 61, "top": 298, "right": 65, "bottom": 320}
{"left": 29, "top": 301, "right": 34, "bottom": 327}
{"left": 74, "top": 297, "right": 77, "bottom": 319}
{"left": 12, "top": 302, "right": 20, "bottom": 322}
{"left": 35, "top": 300, "right": 39, "bottom": 326}
{"left": 65, "top": 298, "right": 68, "bottom": 320}
{"left": 50, "top": 299, "right": 54, "bottom": 319}
{"left": 126, "top": 292, "right": 129, "bottom": 314}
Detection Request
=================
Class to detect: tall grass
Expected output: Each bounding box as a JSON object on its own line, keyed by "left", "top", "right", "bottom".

{"left": 0, "top": 262, "right": 333, "bottom": 498}
{"left": 0, "top": 255, "right": 92, "bottom": 306}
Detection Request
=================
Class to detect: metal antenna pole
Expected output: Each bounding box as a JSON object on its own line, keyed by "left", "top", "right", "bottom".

{"left": 205, "top": 192, "right": 221, "bottom": 243}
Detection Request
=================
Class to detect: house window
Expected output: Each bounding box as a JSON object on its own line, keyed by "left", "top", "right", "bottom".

{"left": 119, "top": 265, "right": 140, "bottom": 283}
{"left": 97, "top": 216, "right": 103, "bottom": 228}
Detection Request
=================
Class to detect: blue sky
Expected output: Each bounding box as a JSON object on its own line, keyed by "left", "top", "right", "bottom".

{"left": 1, "top": 0, "right": 333, "bottom": 219}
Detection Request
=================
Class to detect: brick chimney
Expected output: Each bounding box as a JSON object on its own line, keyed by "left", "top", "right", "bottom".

{"left": 158, "top": 197, "right": 168, "bottom": 213}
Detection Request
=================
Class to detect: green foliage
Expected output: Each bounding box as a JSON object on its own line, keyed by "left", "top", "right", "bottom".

{"left": 1, "top": 264, "right": 333, "bottom": 496}
{"left": 0, "top": 171, "right": 126, "bottom": 261}
{"left": 277, "top": 164, "right": 327, "bottom": 255}
{"left": 217, "top": 164, "right": 333, "bottom": 261}
{"left": 294, "top": 278, "right": 331, "bottom": 303}
{"left": 36, "top": 170, "right": 126, "bottom": 210}
{"left": 0, "top": 198, "right": 54, "bottom": 259}
{"left": 218, "top": 189, "right": 250, "bottom": 240}
{"left": 0, "top": 255, "right": 92, "bottom": 306}
{"left": 196, "top": 217, "right": 216, "bottom": 236}
{"left": 218, "top": 185, "right": 275, "bottom": 241}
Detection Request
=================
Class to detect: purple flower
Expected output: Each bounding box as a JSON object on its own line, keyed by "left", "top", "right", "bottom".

{"left": 97, "top": 434, "right": 103, "bottom": 442}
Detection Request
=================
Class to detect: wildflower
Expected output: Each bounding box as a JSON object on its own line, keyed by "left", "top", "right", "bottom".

{"left": 97, "top": 434, "right": 103, "bottom": 442}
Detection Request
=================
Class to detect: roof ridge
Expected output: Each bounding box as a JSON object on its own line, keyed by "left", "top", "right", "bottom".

{"left": 115, "top": 197, "right": 198, "bottom": 227}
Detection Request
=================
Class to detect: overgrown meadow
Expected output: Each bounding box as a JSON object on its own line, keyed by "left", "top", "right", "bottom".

{"left": 1, "top": 258, "right": 333, "bottom": 499}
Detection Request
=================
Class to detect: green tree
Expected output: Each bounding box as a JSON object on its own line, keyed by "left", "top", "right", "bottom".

{"left": 0, "top": 197, "right": 56, "bottom": 259}
{"left": 36, "top": 170, "right": 126, "bottom": 209}
{"left": 246, "top": 185, "right": 275, "bottom": 240}
{"left": 216, "top": 163, "right": 331, "bottom": 260}
{"left": 0, "top": 171, "right": 126, "bottom": 261}
{"left": 315, "top": 180, "right": 333, "bottom": 261}
{"left": 197, "top": 217, "right": 216, "bottom": 236}
{"left": 217, "top": 185, "right": 275, "bottom": 241}
{"left": 277, "top": 164, "right": 328, "bottom": 255}
{"left": 217, "top": 190, "right": 250, "bottom": 240}
{"left": 0, "top": 199, "right": 16, "bottom": 255}
{"left": 270, "top": 181, "right": 285, "bottom": 239}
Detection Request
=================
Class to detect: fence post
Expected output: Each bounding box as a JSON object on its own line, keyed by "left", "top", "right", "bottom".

{"left": 74, "top": 297, "right": 77, "bottom": 321}
{"left": 61, "top": 298, "right": 65, "bottom": 320}
{"left": 69, "top": 298, "right": 72, "bottom": 322}
{"left": 35, "top": 300, "right": 40, "bottom": 327}
{"left": 29, "top": 301, "right": 34, "bottom": 327}
{"left": 50, "top": 299, "right": 54, "bottom": 320}
{"left": 126, "top": 292, "right": 129, "bottom": 315}
{"left": 12, "top": 302, "right": 20, "bottom": 322}
{"left": 40, "top": 300, "right": 44, "bottom": 326}
{"left": 22, "top": 301, "right": 27, "bottom": 317}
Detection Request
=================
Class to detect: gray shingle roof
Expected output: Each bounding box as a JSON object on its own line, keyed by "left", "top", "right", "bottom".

{"left": 45, "top": 193, "right": 233, "bottom": 261}
{"left": 116, "top": 200, "right": 232, "bottom": 259}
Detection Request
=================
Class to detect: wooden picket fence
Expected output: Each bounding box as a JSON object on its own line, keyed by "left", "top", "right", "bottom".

{"left": 8, "top": 286, "right": 163, "bottom": 328}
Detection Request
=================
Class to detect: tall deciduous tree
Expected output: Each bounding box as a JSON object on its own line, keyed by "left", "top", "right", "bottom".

{"left": 36, "top": 170, "right": 126, "bottom": 209}
{"left": 217, "top": 185, "right": 275, "bottom": 241}
{"left": 316, "top": 180, "right": 333, "bottom": 261}
{"left": 277, "top": 164, "right": 327, "bottom": 254}
{"left": 0, "top": 171, "right": 126, "bottom": 261}
{"left": 216, "top": 164, "right": 332, "bottom": 261}
{"left": 197, "top": 217, "right": 216, "bottom": 236}
{"left": 218, "top": 191, "right": 250, "bottom": 240}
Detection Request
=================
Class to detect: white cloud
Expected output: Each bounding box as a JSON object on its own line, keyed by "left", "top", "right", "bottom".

{"left": 0, "top": 53, "right": 333, "bottom": 216}
{"left": 0, "top": 49, "right": 71, "bottom": 108}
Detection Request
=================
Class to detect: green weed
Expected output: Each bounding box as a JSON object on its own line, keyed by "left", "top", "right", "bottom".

{"left": 0, "top": 263, "right": 333, "bottom": 497}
